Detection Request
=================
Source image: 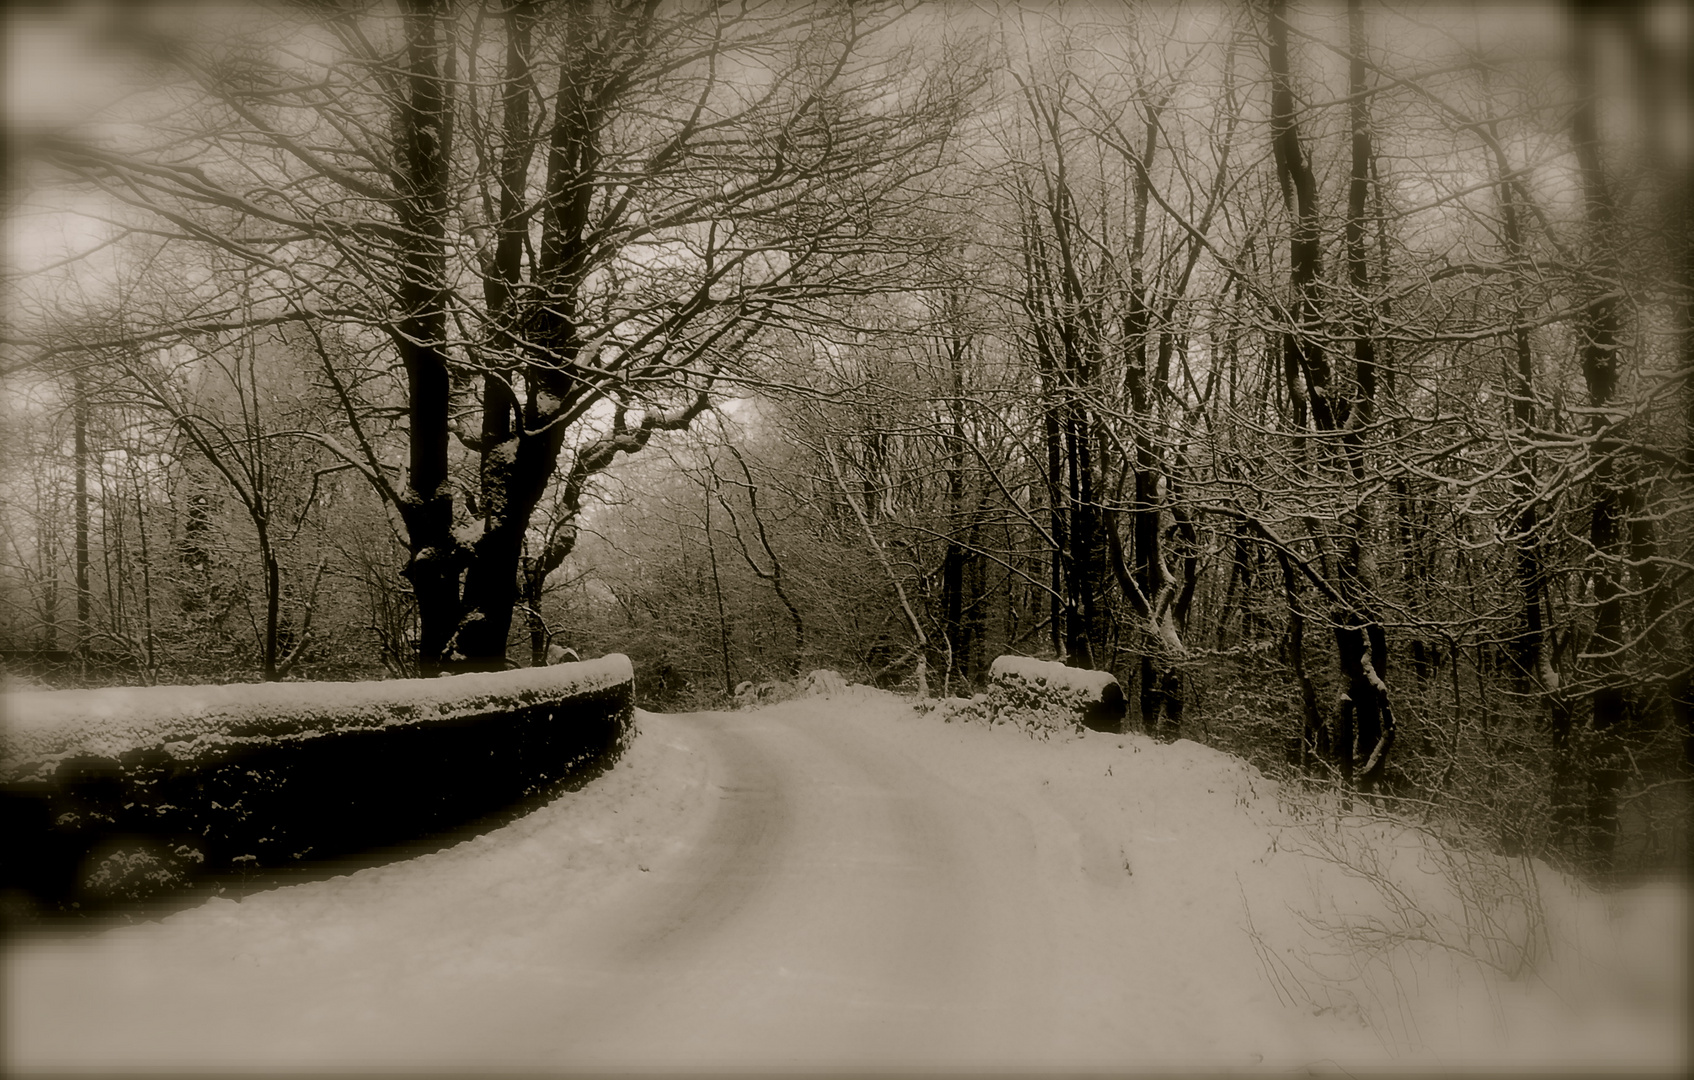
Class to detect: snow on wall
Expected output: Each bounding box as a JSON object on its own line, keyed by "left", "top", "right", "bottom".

{"left": 0, "top": 654, "right": 634, "bottom": 783}
{"left": 989, "top": 655, "right": 1118, "bottom": 698}
{"left": 986, "top": 655, "right": 1125, "bottom": 736}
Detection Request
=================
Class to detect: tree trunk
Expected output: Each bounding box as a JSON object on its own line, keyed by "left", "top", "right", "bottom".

{"left": 1569, "top": 0, "right": 1629, "bottom": 867}
{"left": 260, "top": 522, "right": 280, "bottom": 680}
{"left": 73, "top": 366, "right": 90, "bottom": 661}
{"left": 1066, "top": 401, "right": 1101, "bottom": 669}
{"left": 1278, "top": 549, "right": 1328, "bottom": 767}
{"left": 705, "top": 483, "right": 734, "bottom": 699}
{"left": 525, "top": 557, "right": 549, "bottom": 667}
{"left": 941, "top": 317, "right": 972, "bottom": 685}
{"left": 1336, "top": 0, "right": 1393, "bottom": 790}
{"left": 1266, "top": 0, "right": 1395, "bottom": 787}
{"left": 393, "top": 0, "right": 463, "bottom": 674}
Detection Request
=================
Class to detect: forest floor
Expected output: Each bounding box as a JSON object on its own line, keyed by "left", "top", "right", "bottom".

{"left": 4, "top": 684, "right": 1688, "bottom": 1073}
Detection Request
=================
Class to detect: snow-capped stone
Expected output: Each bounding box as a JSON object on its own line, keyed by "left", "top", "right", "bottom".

{"left": 986, "top": 654, "right": 1125, "bottom": 737}
{"left": 0, "top": 655, "right": 635, "bottom": 783}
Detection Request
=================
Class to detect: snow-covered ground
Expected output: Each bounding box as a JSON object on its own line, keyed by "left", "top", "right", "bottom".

{"left": 5, "top": 684, "right": 1687, "bottom": 1072}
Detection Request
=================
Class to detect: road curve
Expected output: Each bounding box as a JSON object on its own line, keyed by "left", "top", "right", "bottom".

{"left": 5, "top": 698, "right": 1175, "bottom": 1071}
{"left": 524, "top": 705, "right": 1045, "bottom": 1068}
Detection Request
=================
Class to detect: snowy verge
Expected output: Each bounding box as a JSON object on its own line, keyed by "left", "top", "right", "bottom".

{"left": 984, "top": 655, "right": 1126, "bottom": 736}
{"left": 0, "top": 656, "right": 635, "bottom": 916}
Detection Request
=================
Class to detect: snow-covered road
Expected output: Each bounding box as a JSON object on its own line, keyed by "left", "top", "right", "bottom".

{"left": 6, "top": 689, "right": 1687, "bottom": 1072}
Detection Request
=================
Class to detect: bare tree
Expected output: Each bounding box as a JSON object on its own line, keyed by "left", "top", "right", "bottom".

{"left": 19, "top": 0, "right": 983, "bottom": 671}
{"left": 1264, "top": 0, "right": 1394, "bottom": 788}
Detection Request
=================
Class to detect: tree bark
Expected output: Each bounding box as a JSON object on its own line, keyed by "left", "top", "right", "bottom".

{"left": 1266, "top": 0, "right": 1394, "bottom": 788}
{"left": 1568, "top": 0, "right": 1629, "bottom": 866}
{"left": 73, "top": 365, "right": 91, "bottom": 662}
{"left": 392, "top": 0, "right": 463, "bottom": 673}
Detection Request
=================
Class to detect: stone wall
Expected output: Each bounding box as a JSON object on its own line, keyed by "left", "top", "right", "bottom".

{"left": 985, "top": 655, "right": 1126, "bottom": 737}
{"left": 0, "top": 656, "right": 634, "bottom": 919}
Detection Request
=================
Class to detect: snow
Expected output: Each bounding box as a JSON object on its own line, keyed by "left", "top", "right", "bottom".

{"left": 989, "top": 654, "right": 1119, "bottom": 698}
{"left": 803, "top": 669, "right": 848, "bottom": 696}
{"left": 451, "top": 518, "right": 486, "bottom": 548}
{"left": 487, "top": 437, "right": 519, "bottom": 464}
{"left": 3, "top": 683, "right": 1686, "bottom": 1072}
{"left": 0, "top": 655, "right": 634, "bottom": 782}
{"left": 731, "top": 669, "right": 850, "bottom": 708}
{"left": 985, "top": 654, "right": 1123, "bottom": 735}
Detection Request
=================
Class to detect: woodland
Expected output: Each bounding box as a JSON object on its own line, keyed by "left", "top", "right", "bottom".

{"left": 2, "top": 0, "right": 1689, "bottom": 884}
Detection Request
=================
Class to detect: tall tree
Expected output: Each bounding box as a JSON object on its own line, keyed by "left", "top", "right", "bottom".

{"left": 1265, "top": 0, "right": 1393, "bottom": 787}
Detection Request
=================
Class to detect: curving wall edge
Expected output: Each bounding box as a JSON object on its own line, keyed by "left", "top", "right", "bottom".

{"left": 0, "top": 655, "right": 636, "bottom": 919}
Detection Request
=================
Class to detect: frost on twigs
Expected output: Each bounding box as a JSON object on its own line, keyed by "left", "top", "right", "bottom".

{"left": 985, "top": 655, "right": 1126, "bottom": 739}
